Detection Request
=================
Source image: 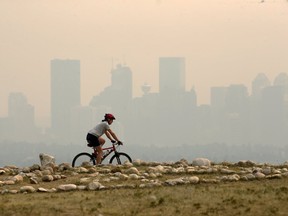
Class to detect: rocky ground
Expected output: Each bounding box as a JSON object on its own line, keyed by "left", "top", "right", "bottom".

{"left": 1, "top": 155, "right": 288, "bottom": 195}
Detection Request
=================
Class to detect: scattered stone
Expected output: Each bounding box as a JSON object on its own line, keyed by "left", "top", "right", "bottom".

{"left": 42, "top": 175, "right": 54, "bottom": 182}
{"left": 192, "top": 158, "right": 211, "bottom": 167}
{"left": 30, "top": 177, "right": 39, "bottom": 184}
{"left": 20, "top": 186, "right": 36, "bottom": 193}
{"left": 39, "top": 153, "right": 55, "bottom": 167}
{"left": 57, "top": 184, "right": 77, "bottom": 191}
{"left": 37, "top": 187, "right": 48, "bottom": 192}
{"left": 87, "top": 181, "right": 104, "bottom": 190}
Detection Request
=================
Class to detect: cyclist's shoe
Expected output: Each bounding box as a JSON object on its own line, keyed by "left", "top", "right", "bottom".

{"left": 118, "top": 141, "right": 123, "bottom": 145}
{"left": 111, "top": 140, "right": 116, "bottom": 143}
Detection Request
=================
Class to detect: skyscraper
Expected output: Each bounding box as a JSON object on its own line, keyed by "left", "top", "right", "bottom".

{"left": 159, "top": 57, "right": 185, "bottom": 94}
{"left": 50, "top": 59, "right": 80, "bottom": 142}
{"left": 8, "top": 92, "right": 35, "bottom": 141}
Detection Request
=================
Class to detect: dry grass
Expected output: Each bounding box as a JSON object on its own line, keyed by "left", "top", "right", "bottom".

{"left": 1, "top": 161, "right": 288, "bottom": 216}
{"left": 1, "top": 178, "right": 288, "bottom": 216}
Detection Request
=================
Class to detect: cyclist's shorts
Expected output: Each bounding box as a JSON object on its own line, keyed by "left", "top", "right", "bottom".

{"left": 86, "top": 133, "right": 100, "bottom": 147}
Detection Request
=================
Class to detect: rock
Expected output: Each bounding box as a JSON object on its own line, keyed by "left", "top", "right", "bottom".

{"left": 87, "top": 181, "right": 103, "bottom": 190}
{"left": 37, "top": 187, "right": 48, "bottom": 192}
{"left": 58, "top": 163, "right": 72, "bottom": 171}
{"left": 57, "top": 184, "right": 77, "bottom": 191}
{"left": 12, "top": 175, "right": 23, "bottom": 183}
{"left": 125, "top": 167, "right": 140, "bottom": 175}
{"left": 0, "top": 170, "right": 5, "bottom": 175}
{"left": 21, "top": 167, "right": 31, "bottom": 173}
{"left": 262, "top": 167, "right": 272, "bottom": 175}
{"left": 254, "top": 172, "right": 266, "bottom": 179}
{"left": 20, "top": 186, "right": 36, "bottom": 193}
{"left": 30, "top": 178, "right": 39, "bottom": 184}
{"left": 192, "top": 158, "right": 211, "bottom": 167}
{"left": 165, "top": 178, "right": 185, "bottom": 186}
{"left": 30, "top": 164, "right": 41, "bottom": 171}
{"left": 79, "top": 178, "right": 91, "bottom": 184}
{"left": 236, "top": 160, "right": 256, "bottom": 167}
{"left": 4, "top": 180, "right": 15, "bottom": 185}
{"left": 129, "top": 174, "right": 139, "bottom": 180}
{"left": 42, "top": 175, "right": 54, "bottom": 182}
{"left": 187, "top": 176, "right": 200, "bottom": 184}
{"left": 133, "top": 159, "right": 142, "bottom": 166}
{"left": 39, "top": 153, "right": 55, "bottom": 167}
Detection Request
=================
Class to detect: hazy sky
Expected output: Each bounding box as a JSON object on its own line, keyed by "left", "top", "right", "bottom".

{"left": 1, "top": 0, "right": 288, "bottom": 127}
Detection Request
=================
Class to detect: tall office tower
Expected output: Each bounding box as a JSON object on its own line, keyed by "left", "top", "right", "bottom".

{"left": 50, "top": 59, "right": 80, "bottom": 141}
{"left": 251, "top": 73, "right": 270, "bottom": 98}
{"left": 90, "top": 63, "right": 132, "bottom": 110}
{"left": 111, "top": 64, "right": 132, "bottom": 102}
{"left": 225, "top": 84, "right": 249, "bottom": 113}
{"left": 210, "top": 87, "right": 228, "bottom": 110}
{"left": 8, "top": 92, "right": 35, "bottom": 141}
{"left": 159, "top": 57, "right": 185, "bottom": 94}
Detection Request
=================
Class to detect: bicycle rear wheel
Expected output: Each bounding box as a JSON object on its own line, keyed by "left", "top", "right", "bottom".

{"left": 72, "top": 152, "right": 95, "bottom": 167}
{"left": 109, "top": 152, "right": 132, "bottom": 165}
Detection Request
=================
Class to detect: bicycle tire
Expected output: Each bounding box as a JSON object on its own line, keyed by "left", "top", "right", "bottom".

{"left": 72, "top": 152, "right": 96, "bottom": 167}
{"left": 109, "top": 152, "right": 132, "bottom": 165}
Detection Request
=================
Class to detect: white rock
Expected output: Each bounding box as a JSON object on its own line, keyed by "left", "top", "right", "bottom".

{"left": 4, "top": 180, "right": 15, "bottom": 185}
{"left": 37, "top": 187, "right": 48, "bottom": 192}
{"left": 155, "top": 165, "right": 165, "bottom": 173}
{"left": 119, "top": 173, "right": 129, "bottom": 180}
{"left": 87, "top": 181, "right": 103, "bottom": 190}
{"left": 129, "top": 174, "right": 139, "bottom": 180}
{"left": 133, "top": 159, "right": 142, "bottom": 166}
{"left": 245, "top": 173, "right": 256, "bottom": 180}
{"left": 12, "top": 175, "right": 23, "bottom": 183}
{"left": 57, "top": 184, "right": 77, "bottom": 191}
{"left": 79, "top": 178, "right": 91, "bottom": 184}
{"left": 39, "top": 153, "right": 55, "bottom": 167}
{"left": 192, "top": 158, "right": 211, "bottom": 167}
{"left": 254, "top": 172, "right": 266, "bottom": 179}
{"left": 20, "top": 186, "right": 36, "bottom": 193}
{"left": 124, "top": 161, "right": 133, "bottom": 167}
{"left": 165, "top": 178, "right": 185, "bottom": 186}
{"left": 187, "top": 176, "right": 199, "bottom": 184}
{"left": 79, "top": 167, "right": 89, "bottom": 173}
{"left": 125, "top": 167, "right": 140, "bottom": 175}
{"left": 262, "top": 167, "right": 272, "bottom": 175}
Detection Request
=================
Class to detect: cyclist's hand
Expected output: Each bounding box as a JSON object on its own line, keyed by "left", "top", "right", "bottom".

{"left": 111, "top": 140, "right": 116, "bottom": 143}
{"left": 118, "top": 141, "right": 123, "bottom": 145}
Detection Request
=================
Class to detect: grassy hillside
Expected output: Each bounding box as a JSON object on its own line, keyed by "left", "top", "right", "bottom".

{"left": 1, "top": 159, "right": 288, "bottom": 216}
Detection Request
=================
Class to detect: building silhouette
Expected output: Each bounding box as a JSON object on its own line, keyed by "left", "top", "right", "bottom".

{"left": 50, "top": 59, "right": 81, "bottom": 142}
{"left": 159, "top": 57, "right": 185, "bottom": 94}
{"left": 7, "top": 92, "right": 36, "bottom": 141}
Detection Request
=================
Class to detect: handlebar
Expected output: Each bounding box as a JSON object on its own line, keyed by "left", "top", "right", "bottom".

{"left": 112, "top": 141, "right": 123, "bottom": 145}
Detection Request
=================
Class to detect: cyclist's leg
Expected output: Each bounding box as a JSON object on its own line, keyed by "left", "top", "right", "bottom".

{"left": 99, "top": 136, "right": 105, "bottom": 146}
{"left": 96, "top": 137, "right": 105, "bottom": 164}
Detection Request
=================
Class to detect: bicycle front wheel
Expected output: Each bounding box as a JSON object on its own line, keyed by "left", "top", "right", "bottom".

{"left": 72, "top": 152, "right": 95, "bottom": 167}
{"left": 109, "top": 152, "right": 132, "bottom": 165}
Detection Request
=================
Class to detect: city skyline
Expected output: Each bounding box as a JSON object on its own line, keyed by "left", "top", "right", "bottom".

{"left": 1, "top": 0, "right": 288, "bottom": 127}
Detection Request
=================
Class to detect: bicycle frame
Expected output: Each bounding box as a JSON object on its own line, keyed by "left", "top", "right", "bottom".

{"left": 91, "top": 143, "right": 119, "bottom": 162}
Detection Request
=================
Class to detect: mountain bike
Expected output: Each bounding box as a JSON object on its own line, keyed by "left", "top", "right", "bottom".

{"left": 72, "top": 141, "right": 132, "bottom": 167}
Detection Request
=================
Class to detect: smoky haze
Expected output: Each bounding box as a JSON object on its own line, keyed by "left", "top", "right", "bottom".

{"left": 1, "top": 0, "right": 288, "bottom": 166}
{"left": 1, "top": 58, "right": 288, "bottom": 166}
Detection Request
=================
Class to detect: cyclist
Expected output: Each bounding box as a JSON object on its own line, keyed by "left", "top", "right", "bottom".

{"left": 86, "top": 113, "right": 123, "bottom": 164}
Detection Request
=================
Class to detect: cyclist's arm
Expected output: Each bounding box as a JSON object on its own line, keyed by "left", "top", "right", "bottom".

{"left": 105, "top": 129, "right": 120, "bottom": 142}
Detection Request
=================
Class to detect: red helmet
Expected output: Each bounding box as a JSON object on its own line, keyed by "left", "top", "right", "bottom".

{"left": 105, "top": 113, "right": 115, "bottom": 120}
